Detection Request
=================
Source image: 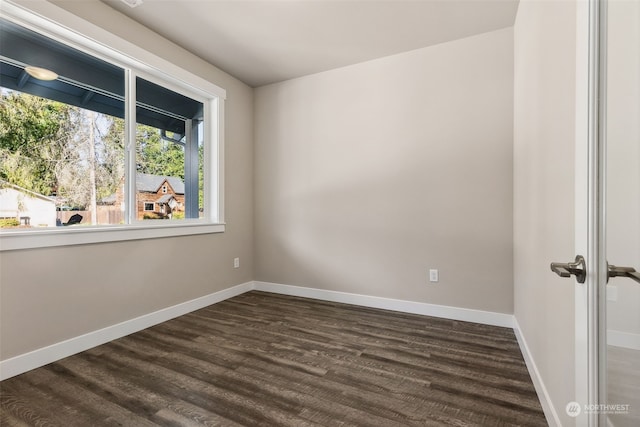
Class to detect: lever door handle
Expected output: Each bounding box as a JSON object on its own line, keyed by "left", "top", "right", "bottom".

{"left": 550, "top": 255, "right": 586, "bottom": 283}
{"left": 608, "top": 264, "right": 640, "bottom": 284}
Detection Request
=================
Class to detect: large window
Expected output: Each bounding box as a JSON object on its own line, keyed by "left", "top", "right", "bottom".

{"left": 0, "top": 9, "right": 225, "bottom": 250}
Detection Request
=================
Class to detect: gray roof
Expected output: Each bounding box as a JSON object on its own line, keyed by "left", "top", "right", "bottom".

{"left": 136, "top": 173, "right": 184, "bottom": 194}
{"left": 0, "top": 180, "right": 56, "bottom": 203}
{"left": 155, "top": 194, "right": 176, "bottom": 204}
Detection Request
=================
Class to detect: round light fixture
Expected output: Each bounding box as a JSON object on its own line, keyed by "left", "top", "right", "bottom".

{"left": 24, "top": 66, "right": 58, "bottom": 81}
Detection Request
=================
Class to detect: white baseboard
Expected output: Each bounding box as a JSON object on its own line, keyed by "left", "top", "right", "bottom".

{"left": 253, "top": 281, "right": 514, "bottom": 328}
{"left": 608, "top": 329, "right": 640, "bottom": 350}
{"left": 0, "top": 281, "right": 253, "bottom": 381}
{"left": 0, "top": 280, "right": 514, "bottom": 381}
{"left": 513, "top": 318, "right": 560, "bottom": 427}
{"left": 3, "top": 274, "right": 548, "bottom": 427}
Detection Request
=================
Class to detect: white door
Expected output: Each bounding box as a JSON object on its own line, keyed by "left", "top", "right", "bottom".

{"left": 601, "top": 1, "right": 640, "bottom": 426}
{"left": 555, "top": 1, "right": 639, "bottom": 425}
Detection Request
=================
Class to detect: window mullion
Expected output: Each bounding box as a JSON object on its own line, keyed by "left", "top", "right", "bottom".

{"left": 125, "top": 69, "right": 137, "bottom": 224}
{"left": 184, "top": 119, "right": 199, "bottom": 219}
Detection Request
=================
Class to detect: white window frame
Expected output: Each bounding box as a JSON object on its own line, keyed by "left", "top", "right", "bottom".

{"left": 0, "top": 2, "right": 226, "bottom": 251}
{"left": 143, "top": 203, "right": 155, "bottom": 212}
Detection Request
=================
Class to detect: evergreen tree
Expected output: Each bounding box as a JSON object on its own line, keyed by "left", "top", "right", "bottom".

{"left": 0, "top": 90, "right": 125, "bottom": 209}
{"left": 135, "top": 125, "right": 185, "bottom": 179}
{"left": 0, "top": 91, "right": 72, "bottom": 195}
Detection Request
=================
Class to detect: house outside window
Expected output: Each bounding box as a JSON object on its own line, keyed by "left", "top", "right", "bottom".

{"left": 0, "top": 6, "right": 226, "bottom": 251}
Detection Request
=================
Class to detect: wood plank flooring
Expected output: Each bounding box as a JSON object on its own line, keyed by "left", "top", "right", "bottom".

{"left": 0, "top": 291, "right": 547, "bottom": 426}
{"left": 607, "top": 345, "right": 640, "bottom": 427}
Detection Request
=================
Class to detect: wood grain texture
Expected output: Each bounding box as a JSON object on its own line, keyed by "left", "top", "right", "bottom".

{"left": 0, "top": 291, "right": 546, "bottom": 426}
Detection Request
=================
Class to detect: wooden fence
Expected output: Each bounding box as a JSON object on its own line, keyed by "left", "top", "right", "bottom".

{"left": 56, "top": 206, "right": 124, "bottom": 225}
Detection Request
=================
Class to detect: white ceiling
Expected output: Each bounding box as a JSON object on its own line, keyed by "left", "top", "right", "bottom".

{"left": 97, "top": 0, "right": 518, "bottom": 87}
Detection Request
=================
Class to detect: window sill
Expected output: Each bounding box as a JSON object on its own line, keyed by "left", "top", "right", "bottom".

{"left": 0, "top": 222, "right": 225, "bottom": 251}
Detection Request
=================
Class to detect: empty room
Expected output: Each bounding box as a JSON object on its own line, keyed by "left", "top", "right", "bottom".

{"left": 0, "top": 0, "right": 638, "bottom": 426}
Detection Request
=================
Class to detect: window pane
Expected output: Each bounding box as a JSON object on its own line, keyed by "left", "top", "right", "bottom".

{"left": 0, "top": 89, "right": 126, "bottom": 228}
{"left": 135, "top": 77, "right": 203, "bottom": 221}
{"left": 0, "top": 19, "right": 126, "bottom": 228}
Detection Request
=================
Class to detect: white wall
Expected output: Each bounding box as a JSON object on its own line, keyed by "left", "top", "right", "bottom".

{"left": 513, "top": 0, "right": 578, "bottom": 425}
{"left": 254, "top": 28, "right": 514, "bottom": 314}
{"left": 0, "top": 0, "right": 254, "bottom": 361}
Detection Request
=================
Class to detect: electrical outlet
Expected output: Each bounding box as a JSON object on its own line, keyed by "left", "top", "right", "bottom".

{"left": 429, "top": 269, "right": 439, "bottom": 283}
{"left": 233, "top": 257, "right": 240, "bottom": 269}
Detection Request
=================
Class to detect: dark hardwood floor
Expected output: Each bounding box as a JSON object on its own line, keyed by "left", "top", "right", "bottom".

{"left": 0, "top": 291, "right": 547, "bottom": 426}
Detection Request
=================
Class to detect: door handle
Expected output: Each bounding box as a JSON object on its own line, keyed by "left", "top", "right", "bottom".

{"left": 608, "top": 263, "right": 640, "bottom": 284}
{"left": 550, "top": 255, "right": 587, "bottom": 283}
